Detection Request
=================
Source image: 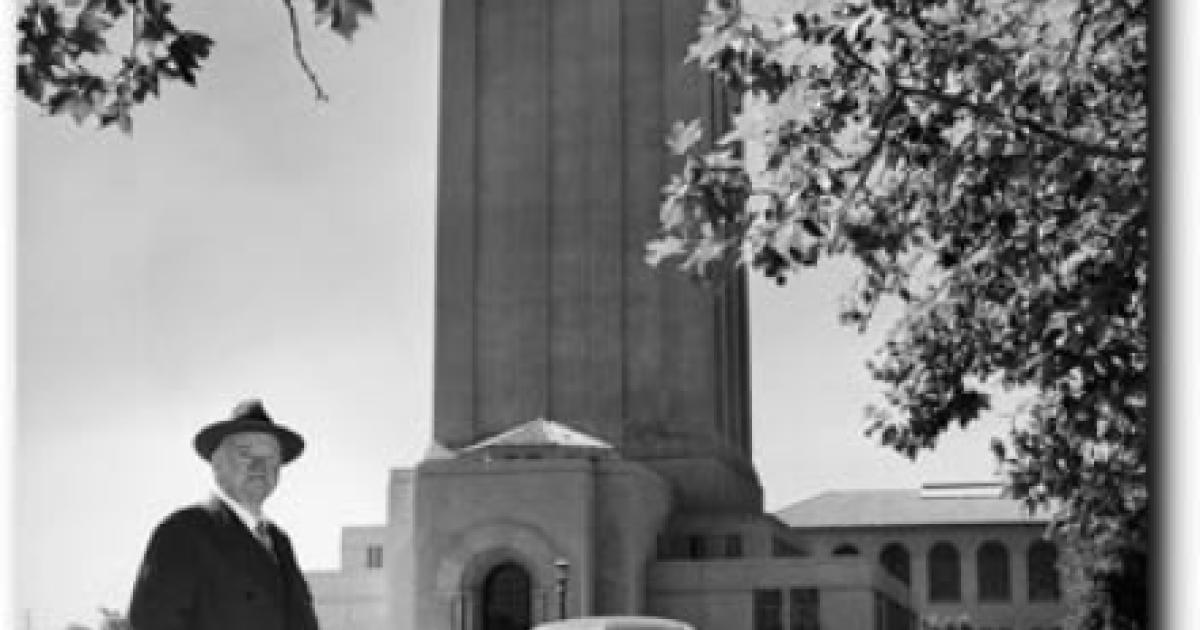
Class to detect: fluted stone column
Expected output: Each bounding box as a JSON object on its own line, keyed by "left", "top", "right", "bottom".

{"left": 433, "top": 0, "right": 760, "bottom": 512}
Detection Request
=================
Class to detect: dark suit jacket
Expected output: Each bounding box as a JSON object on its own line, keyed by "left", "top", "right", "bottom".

{"left": 128, "top": 498, "right": 320, "bottom": 630}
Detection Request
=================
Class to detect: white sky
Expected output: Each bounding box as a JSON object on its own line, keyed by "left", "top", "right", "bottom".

{"left": 9, "top": 1, "right": 1197, "bottom": 630}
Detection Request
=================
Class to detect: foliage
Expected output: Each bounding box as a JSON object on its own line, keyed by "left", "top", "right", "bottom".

{"left": 65, "top": 607, "right": 131, "bottom": 630}
{"left": 650, "top": 0, "right": 1147, "bottom": 627}
{"left": 16, "top": 0, "right": 375, "bottom": 132}
{"left": 1059, "top": 534, "right": 1149, "bottom": 630}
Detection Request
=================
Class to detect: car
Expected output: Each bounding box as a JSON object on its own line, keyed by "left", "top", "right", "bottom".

{"left": 533, "top": 616, "right": 695, "bottom": 630}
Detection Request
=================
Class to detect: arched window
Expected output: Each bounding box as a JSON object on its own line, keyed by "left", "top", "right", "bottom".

{"left": 880, "top": 542, "right": 911, "bottom": 586}
{"left": 1028, "top": 540, "right": 1061, "bottom": 601}
{"left": 832, "top": 543, "right": 860, "bottom": 556}
{"left": 928, "top": 542, "right": 961, "bottom": 602}
{"left": 481, "top": 562, "right": 532, "bottom": 630}
{"left": 977, "top": 540, "right": 1011, "bottom": 601}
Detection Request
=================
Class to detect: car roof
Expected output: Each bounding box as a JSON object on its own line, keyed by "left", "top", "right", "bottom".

{"left": 533, "top": 616, "right": 694, "bottom": 630}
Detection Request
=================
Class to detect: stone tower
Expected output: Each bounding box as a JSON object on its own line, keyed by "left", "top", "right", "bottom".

{"left": 309, "top": 8, "right": 1072, "bottom": 628}
{"left": 432, "top": 0, "right": 760, "bottom": 513}
{"left": 396, "top": 2, "right": 766, "bottom": 627}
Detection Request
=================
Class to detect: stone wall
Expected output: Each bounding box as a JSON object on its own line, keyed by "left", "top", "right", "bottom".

{"left": 788, "top": 523, "right": 1068, "bottom": 630}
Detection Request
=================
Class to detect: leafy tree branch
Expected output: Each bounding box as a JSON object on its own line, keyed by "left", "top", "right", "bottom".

{"left": 16, "top": 0, "right": 374, "bottom": 132}
{"left": 651, "top": 0, "right": 1147, "bottom": 627}
{"left": 893, "top": 85, "right": 1146, "bottom": 159}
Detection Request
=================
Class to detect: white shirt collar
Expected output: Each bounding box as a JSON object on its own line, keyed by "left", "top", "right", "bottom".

{"left": 212, "top": 485, "right": 269, "bottom": 532}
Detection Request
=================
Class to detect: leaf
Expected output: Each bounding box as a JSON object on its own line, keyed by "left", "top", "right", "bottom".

{"left": 800, "top": 218, "right": 824, "bottom": 238}
{"left": 70, "top": 10, "right": 111, "bottom": 55}
{"left": 17, "top": 64, "right": 44, "bottom": 101}
{"left": 667, "top": 118, "right": 704, "bottom": 155}
{"left": 314, "top": 0, "right": 375, "bottom": 40}
{"left": 166, "top": 32, "right": 214, "bottom": 86}
{"left": 99, "top": 101, "right": 133, "bottom": 133}
{"left": 659, "top": 194, "right": 686, "bottom": 229}
{"left": 79, "top": 7, "right": 112, "bottom": 30}
{"left": 1039, "top": 72, "right": 1062, "bottom": 98}
{"left": 940, "top": 115, "right": 975, "bottom": 149}
{"left": 47, "top": 89, "right": 74, "bottom": 116}
{"left": 831, "top": 115, "right": 874, "bottom": 157}
{"left": 645, "top": 236, "right": 687, "bottom": 267}
{"left": 67, "top": 94, "right": 93, "bottom": 124}
{"left": 138, "top": 0, "right": 179, "bottom": 42}
{"left": 686, "top": 30, "right": 732, "bottom": 65}
{"left": 681, "top": 238, "right": 728, "bottom": 274}
{"left": 770, "top": 38, "right": 835, "bottom": 71}
{"left": 847, "top": 7, "right": 889, "bottom": 45}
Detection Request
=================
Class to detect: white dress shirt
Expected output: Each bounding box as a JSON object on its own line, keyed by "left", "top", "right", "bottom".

{"left": 212, "top": 486, "right": 272, "bottom": 542}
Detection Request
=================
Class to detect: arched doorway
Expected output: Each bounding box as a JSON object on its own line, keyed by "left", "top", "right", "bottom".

{"left": 480, "top": 562, "right": 532, "bottom": 630}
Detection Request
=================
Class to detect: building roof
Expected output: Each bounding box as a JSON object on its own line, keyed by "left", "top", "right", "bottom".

{"left": 463, "top": 418, "right": 614, "bottom": 451}
{"left": 775, "top": 484, "right": 1049, "bottom": 528}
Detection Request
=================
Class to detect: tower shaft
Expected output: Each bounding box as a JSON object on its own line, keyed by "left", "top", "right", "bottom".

{"left": 433, "top": 0, "right": 759, "bottom": 511}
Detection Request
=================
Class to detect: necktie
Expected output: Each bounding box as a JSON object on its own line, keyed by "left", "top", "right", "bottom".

{"left": 255, "top": 522, "right": 276, "bottom": 559}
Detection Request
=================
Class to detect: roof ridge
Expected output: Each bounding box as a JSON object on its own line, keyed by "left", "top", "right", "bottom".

{"left": 774, "top": 487, "right": 1045, "bottom": 528}
{"left": 463, "top": 417, "right": 614, "bottom": 451}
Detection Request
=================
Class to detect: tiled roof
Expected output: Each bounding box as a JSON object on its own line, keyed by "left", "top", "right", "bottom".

{"left": 463, "top": 418, "right": 614, "bottom": 451}
{"left": 775, "top": 487, "right": 1049, "bottom": 528}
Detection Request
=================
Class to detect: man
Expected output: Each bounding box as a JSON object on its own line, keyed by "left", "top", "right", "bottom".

{"left": 128, "top": 399, "right": 320, "bottom": 630}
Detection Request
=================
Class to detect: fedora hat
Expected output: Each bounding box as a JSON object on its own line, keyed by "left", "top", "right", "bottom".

{"left": 194, "top": 399, "right": 305, "bottom": 464}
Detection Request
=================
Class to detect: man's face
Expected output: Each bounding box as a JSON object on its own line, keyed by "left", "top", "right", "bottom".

{"left": 212, "top": 432, "right": 283, "bottom": 510}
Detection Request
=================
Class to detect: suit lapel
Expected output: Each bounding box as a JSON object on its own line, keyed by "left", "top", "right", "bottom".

{"left": 202, "top": 499, "right": 286, "bottom": 598}
{"left": 268, "top": 524, "right": 313, "bottom": 607}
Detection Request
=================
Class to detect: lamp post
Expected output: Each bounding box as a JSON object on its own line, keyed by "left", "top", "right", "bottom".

{"left": 553, "top": 557, "right": 570, "bottom": 620}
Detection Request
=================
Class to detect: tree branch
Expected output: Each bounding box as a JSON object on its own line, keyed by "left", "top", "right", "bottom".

{"left": 896, "top": 85, "right": 1146, "bottom": 159}
{"left": 832, "top": 33, "right": 880, "bottom": 77}
{"left": 112, "top": 4, "right": 144, "bottom": 85}
{"left": 836, "top": 92, "right": 901, "bottom": 194}
{"left": 279, "top": 0, "right": 328, "bottom": 102}
{"left": 1067, "top": 0, "right": 1091, "bottom": 64}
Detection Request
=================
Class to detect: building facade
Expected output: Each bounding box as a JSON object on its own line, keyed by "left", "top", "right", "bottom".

{"left": 310, "top": 457, "right": 1067, "bottom": 630}
{"left": 309, "top": 1, "right": 1070, "bottom": 629}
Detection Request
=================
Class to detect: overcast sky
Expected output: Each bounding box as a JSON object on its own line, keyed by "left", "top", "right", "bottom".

{"left": 11, "top": 2, "right": 1199, "bottom": 630}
